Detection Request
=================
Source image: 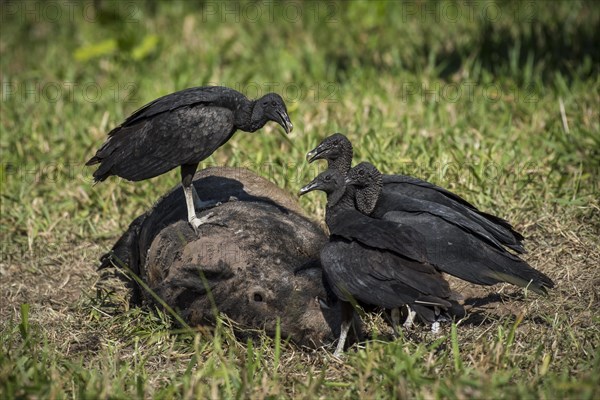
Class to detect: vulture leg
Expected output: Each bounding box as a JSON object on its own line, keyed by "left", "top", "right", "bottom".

{"left": 391, "top": 307, "right": 402, "bottom": 337}
{"left": 333, "top": 301, "right": 354, "bottom": 357}
{"left": 403, "top": 306, "right": 417, "bottom": 329}
{"left": 391, "top": 306, "right": 416, "bottom": 337}
{"left": 183, "top": 185, "right": 208, "bottom": 231}
{"left": 181, "top": 163, "right": 213, "bottom": 232}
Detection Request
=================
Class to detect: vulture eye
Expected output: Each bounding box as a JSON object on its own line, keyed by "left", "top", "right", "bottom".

{"left": 325, "top": 175, "right": 332, "bottom": 182}
{"left": 253, "top": 292, "right": 264, "bottom": 302}
{"left": 271, "top": 101, "right": 277, "bottom": 107}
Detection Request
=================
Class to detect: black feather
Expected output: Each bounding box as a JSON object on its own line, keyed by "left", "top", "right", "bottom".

{"left": 300, "top": 169, "right": 464, "bottom": 325}
{"left": 86, "top": 86, "right": 291, "bottom": 184}
{"left": 346, "top": 162, "right": 554, "bottom": 295}
{"left": 307, "top": 133, "right": 526, "bottom": 254}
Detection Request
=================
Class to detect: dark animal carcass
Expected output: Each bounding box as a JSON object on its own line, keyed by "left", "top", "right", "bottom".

{"left": 100, "top": 167, "right": 342, "bottom": 348}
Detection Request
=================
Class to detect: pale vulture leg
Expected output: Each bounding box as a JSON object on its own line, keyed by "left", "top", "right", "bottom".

{"left": 334, "top": 301, "right": 354, "bottom": 357}
{"left": 183, "top": 185, "right": 213, "bottom": 232}
{"left": 403, "top": 306, "right": 417, "bottom": 329}
{"left": 391, "top": 307, "right": 402, "bottom": 337}
{"left": 334, "top": 317, "right": 352, "bottom": 357}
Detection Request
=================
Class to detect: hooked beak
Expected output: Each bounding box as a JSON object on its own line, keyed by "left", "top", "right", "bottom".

{"left": 306, "top": 145, "right": 326, "bottom": 163}
{"left": 317, "top": 297, "right": 331, "bottom": 310}
{"left": 298, "top": 179, "right": 320, "bottom": 196}
{"left": 277, "top": 110, "right": 293, "bottom": 134}
{"left": 344, "top": 176, "right": 354, "bottom": 185}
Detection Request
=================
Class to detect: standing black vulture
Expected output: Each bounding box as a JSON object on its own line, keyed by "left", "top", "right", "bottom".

{"left": 345, "top": 162, "right": 554, "bottom": 295}
{"left": 86, "top": 86, "right": 293, "bottom": 230}
{"left": 306, "top": 133, "right": 526, "bottom": 253}
{"left": 299, "top": 169, "right": 465, "bottom": 356}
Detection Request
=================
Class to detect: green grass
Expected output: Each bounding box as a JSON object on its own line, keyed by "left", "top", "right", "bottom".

{"left": 1, "top": 0, "right": 599, "bottom": 398}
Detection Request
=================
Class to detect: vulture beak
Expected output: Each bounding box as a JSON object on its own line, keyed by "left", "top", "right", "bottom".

{"left": 317, "top": 297, "right": 331, "bottom": 310}
{"left": 277, "top": 110, "right": 293, "bottom": 134}
{"left": 306, "top": 144, "right": 326, "bottom": 163}
{"left": 298, "top": 179, "right": 320, "bottom": 196}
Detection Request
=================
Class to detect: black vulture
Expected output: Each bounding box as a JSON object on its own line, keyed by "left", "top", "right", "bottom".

{"left": 306, "top": 133, "right": 525, "bottom": 253}
{"left": 345, "top": 162, "right": 554, "bottom": 295}
{"left": 299, "top": 169, "right": 465, "bottom": 356}
{"left": 86, "top": 86, "right": 293, "bottom": 231}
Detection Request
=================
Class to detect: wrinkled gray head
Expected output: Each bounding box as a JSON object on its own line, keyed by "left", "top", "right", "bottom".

{"left": 251, "top": 93, "right": 293, "bottom": 133}
{"left": 299, "top": 169, "right": 347, "bottom": 205}
{"left": 299, "top": 168, "right": 356, "bottom": 228}
{"left": 345, "top": 162, "right": 382, "bottom": 187}
{"left": 306, "top": 133, "right": 353, "bottom": 172}
{"left": 345, "top": 162, "right": 383, "bottom": 215}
